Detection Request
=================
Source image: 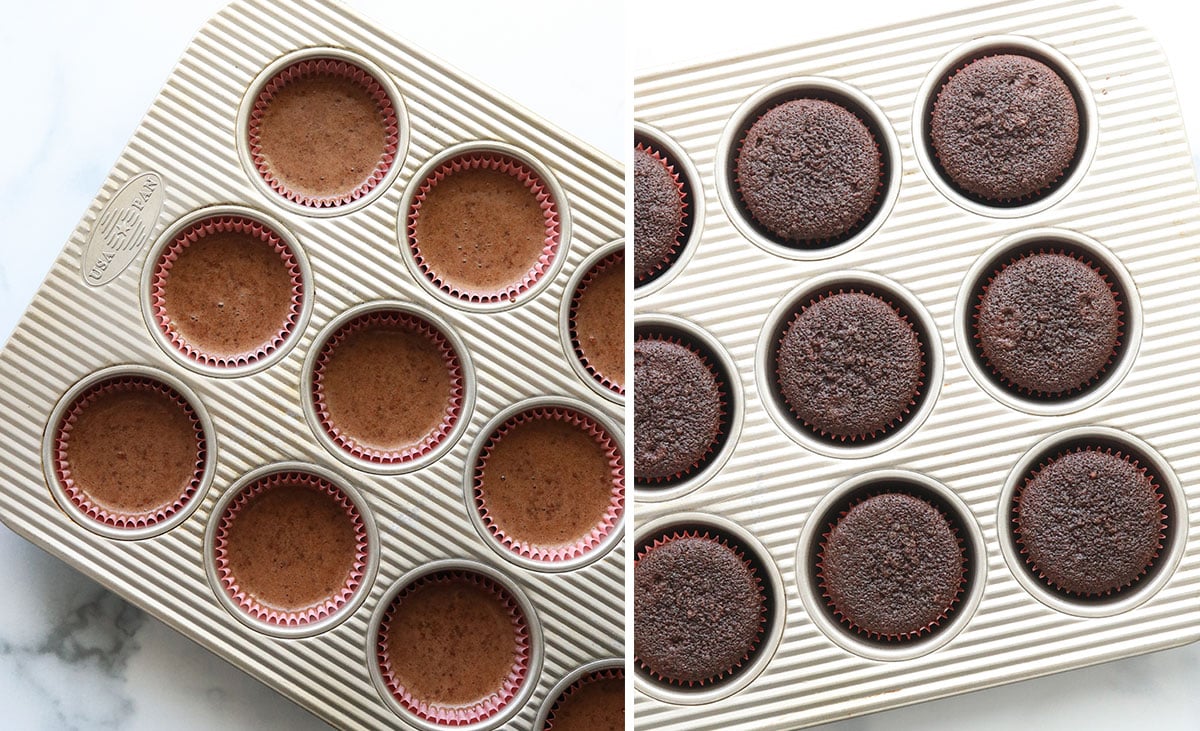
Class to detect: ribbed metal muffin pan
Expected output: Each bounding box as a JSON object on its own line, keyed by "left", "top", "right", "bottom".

{"left": 0, "top": 0, "right": 624, "bottom": 728}
{"left": 634, "top": 0, "right": 1200, "bottom": 728}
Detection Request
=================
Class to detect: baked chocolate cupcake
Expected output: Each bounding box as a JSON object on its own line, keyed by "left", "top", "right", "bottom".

{"left": 930, "top": 54, "right": 1080, "bottom": 202}
{"left": 635, "top": 532, "right": 765, "bottom": 685}
{"left": 634, "top": 143, "right": 687, "bottom": 283}
{"left": 473, "top": 407, "right": 624, "bottom": 562}
{"left": 569, "top": 249, "right": 626, "bottom": 394}
{"left": 377, "top": 570, "right": 530, "bottom": 725}
{"left": 249, "top": 57, "right": 400, "bottom": 208}
{"left": 214, "top": 471, "right": 368, "bottom": 626}
{"left": 543, "top": 669, "right": 624, "bottom": 731}
{"left": 53, "top": 375, "right": 207, "bottom": 530}
{"left": 735, "top": 98, "right": 882, "bottom": 244}
{"left": 311, "top": 309, "right": 464, "bottom": 464}
{"left": 975, "top": 250, "right": 1121, "bottom": 396}
{"left": 818, "top": 492, "right": 966, "bottom": 640}
{"left": 150, "top": 215, "right": 304, "bottom": 368}
{"left": 633, "top": 334, "right": 725, "bottom": 484}
{"left": 408, "top": 152, "right": 560, "bottom": 303}
{"left": 1014, "top": 448, "right": 1165, "bottom": 596}
{"left": 775, "top": 290, "right": 925, "bottom": 441}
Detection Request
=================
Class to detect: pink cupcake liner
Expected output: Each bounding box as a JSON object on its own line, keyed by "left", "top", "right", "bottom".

{"left": 473, "top": 407, "right": 624, "bottom": 562}
{"left": 53, "top": 375, "right": 206, "bottom": 530}
{"left": 634, "top": 332, "right": 728, "bottom": 485}
{"left": 1012, "top": 446, "right": 1166, "bottom": 597}
{"left": 247, "top": 57, "right": 400, "bottom": 208}
{"left": 733, "top": 99, "right": 884, "bottom": 246}
{"left": 377, "top": 569, "right": 531, "bottom": 725}
{"left": 775, "top": 288, "right": 926, "bottom": 442}
{"left": 568, "top": 249, "right": 626, "bottom": 396}
{"left": 543, "top": 667, "right": 624, "bottom": 730}
{"left": 973, "top": 247, "right": 1124, "bottom": 398}
{"left": 634, "top": 530, "right": 766, "bottom": 687}
{"left": 311, "top": 310, "right": 464, "bottom": 464}
{"left": 816, "top": 491, "right": 967, "bottom": 641}
{"left": 407, "top": 151, "right": 561, "bottom": 303}
{"left": 213, "top": 471, "right": 368, "bottom": 626}
{"left": 150, "top": 214, "right": 305, "bottom": 369}
{"left": 634, "top": 142, "right": 687, "bottom": 283}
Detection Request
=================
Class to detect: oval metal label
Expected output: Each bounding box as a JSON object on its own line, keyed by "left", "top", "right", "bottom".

{"left": 81, "top": 172, "right": 165, "bottom": 287}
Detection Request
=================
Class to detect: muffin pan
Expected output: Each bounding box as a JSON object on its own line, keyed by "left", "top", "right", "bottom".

{"left": 634, "top": 0, "right": 1200, "bottom": 728}
{"left": 0, "top": 1, "right": 623, "bottom": 729}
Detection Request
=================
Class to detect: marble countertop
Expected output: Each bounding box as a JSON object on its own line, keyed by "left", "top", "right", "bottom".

{"left": 1, "top": 0, "right": 1198, "bottom": 728}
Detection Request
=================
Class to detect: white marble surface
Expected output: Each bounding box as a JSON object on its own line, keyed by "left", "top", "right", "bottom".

{"left": 0, "top": 1, "right": 619, "bottom": 729}
{"left": 3, "top": 0, "right": 1200, "bottom": 729}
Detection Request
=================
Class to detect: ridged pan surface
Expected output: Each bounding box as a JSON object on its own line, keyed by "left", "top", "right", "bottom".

{"left": 634, "top": 0, "right": 1200, "bottom": 728}
{"left": 0, "top": 0, "right": 624, "bottom": 728}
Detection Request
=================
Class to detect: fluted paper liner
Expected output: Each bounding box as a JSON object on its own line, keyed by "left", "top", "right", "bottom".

{"left": 53, "top": 375, "right": 206, "bottom": 529}
{"left": 150, "top": 214, "right": 304, "bottom": 369}
{"left": 634, "top": 530, "right": 767, "bottom": 687}
{"left": 247, "top": 57, "right": 400, "bottom": 208}
{"left": 311, "top": 309, "right": 464, "bottom": 464}
{"left": 473, "top": 406, "right": 624, "bottom": 562}
{"left": 407, "top": 151, "right": 561, "bottom": 303}
{"left": 376, "top": 570, "right": 531, "bottom": 725}
{"left": 213, "top": 470, "right": 368, "bottom": 627}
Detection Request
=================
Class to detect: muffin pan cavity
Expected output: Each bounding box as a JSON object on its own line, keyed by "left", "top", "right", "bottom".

{"left": 562, "top": 240, "right": 626, "bottom": 402}
{"left": 633, "top": 513, "right": 785, "bottom": 706}
{"left": 0, "top": 2, "right": 623, "bottom": 728}
{"left": 998, "top": 427, "right": 1184, "bottom": 618}
{"left": 914, "top": 35, "right": 1098, "bottom": 217}
{"left": 636, "top": 2, "right": 1200, "bottom": 728}
{"left": 717, "top": 77, "right": 901, "bottom": 260}
{"left": 956, "top": 228, "right": 1141, "bottom": 416}
{"left": 634, "top": 315, "right": 742, "bottom": 501}
{"left": 797, "top": 472, "right": 986, "bottom": 662}
{"left": 238, "top": 46, "right": 409, "bottom": 216}
{"left": 634, "top": 123, "right": 703, "bottom": 295}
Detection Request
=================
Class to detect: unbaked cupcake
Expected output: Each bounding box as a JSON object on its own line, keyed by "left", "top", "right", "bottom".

{"left": 543, "top": 668, "right": 623, "bottom": 731}
{"left": 213, "top": 471, "right": 368, "bottom": 627}
{"left": 408, "top": 151, "right": 560, "bottom": 303}
{"left": 150, "top": 214, "right": 304, "bottom": 368}
{"left": 377, "top": 570, "right": 531, "bottom": 725}
{"left": 248, "top": 57, "right": 400, "bottom": 207}
{"left": 473, "top": 407, "right": 624, "bottom": 562}
{"left": 312, "top": 309, "right": 464, "bottom": 464}
{"left": 569, "top": 249, "right": 625, "bottom": 395}
{"left": 53, "top": 375, "right": 206, "bottom": 530}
